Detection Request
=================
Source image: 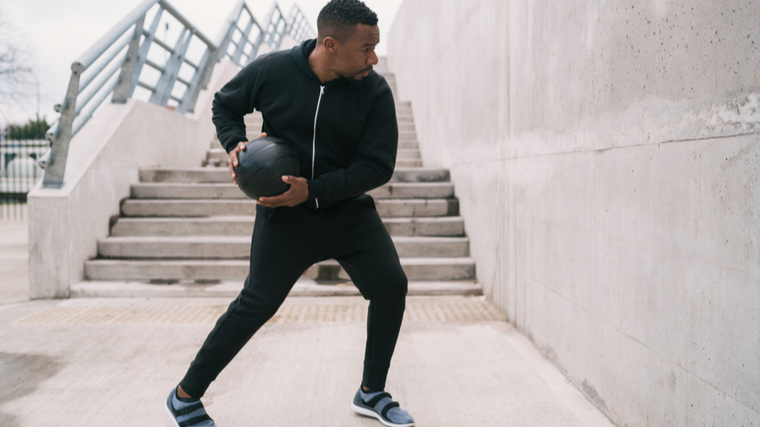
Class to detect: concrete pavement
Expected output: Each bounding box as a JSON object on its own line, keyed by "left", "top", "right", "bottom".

{"left": 0, "top": 219, "right": 29, "bottom": 305}
{"left": 0, "top": 222, "right": 614, "bottom": 427}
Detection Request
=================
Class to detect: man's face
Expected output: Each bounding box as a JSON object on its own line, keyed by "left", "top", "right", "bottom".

{"left": 334, "top": 24, "right": 380, "bottom": 81}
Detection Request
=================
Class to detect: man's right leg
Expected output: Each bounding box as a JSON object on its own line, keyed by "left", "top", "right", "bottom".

{"left": 177, "top": 205, "right": 324, "bottom": 398}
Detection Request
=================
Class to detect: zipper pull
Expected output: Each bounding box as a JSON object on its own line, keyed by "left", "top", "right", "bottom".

{"left": 320, "top": 86, "right": 324, "bottom": 94}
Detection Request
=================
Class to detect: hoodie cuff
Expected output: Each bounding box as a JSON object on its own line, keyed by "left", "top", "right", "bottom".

{"left": 307, "top": 179, "right": 326, "bottom": 200}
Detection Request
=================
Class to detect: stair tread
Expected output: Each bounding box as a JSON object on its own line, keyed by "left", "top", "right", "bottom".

{"left": 100, "top": 235, "right": 469, "bottom": 243}
{"left": 115, "top": 215, "right": 464, "bottom": 222}
{"left": 86, "top": 257, "right": 475, "bottom": 265}
{"left": 70, "top": 280, "right": 482, "bottom": 298}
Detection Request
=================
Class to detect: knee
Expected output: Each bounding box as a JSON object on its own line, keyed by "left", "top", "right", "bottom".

{"left": 378, "top": 268, "right": 408, "bottom": 302}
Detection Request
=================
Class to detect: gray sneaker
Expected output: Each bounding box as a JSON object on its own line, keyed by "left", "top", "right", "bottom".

{"left": 351, "top": 387, "right": 415, "bottom": 427}
{"left": 164, "top": 387, "right": 216, "bottom": 427}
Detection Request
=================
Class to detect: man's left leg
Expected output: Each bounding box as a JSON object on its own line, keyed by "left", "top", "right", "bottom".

{"left": 329, "top": 195, "right": 414, "bottom": 426}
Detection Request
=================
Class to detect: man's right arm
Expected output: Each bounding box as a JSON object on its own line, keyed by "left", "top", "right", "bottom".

{"left": 211, "top": 61, "right": 260, "bottom": 154}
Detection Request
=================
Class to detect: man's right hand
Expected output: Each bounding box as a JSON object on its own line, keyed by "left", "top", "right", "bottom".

{"left": 229, "top": 132, "right": 266, "bottom": 185}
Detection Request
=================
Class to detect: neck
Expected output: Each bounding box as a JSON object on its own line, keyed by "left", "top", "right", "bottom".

{"left": 308, "top": 43, "right": 340, "bottom": 84}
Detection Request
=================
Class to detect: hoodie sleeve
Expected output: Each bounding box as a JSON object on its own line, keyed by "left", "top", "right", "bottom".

{"left": 306, "top": 86, "right": 398, "bottom": 200}
{"left": 211, "top": 60, "right": 261, "bottom": 153}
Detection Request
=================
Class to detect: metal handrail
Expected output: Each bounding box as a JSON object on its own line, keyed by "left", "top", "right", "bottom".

{"left": 40, "top": 0, "right": 314, "bottom": 188}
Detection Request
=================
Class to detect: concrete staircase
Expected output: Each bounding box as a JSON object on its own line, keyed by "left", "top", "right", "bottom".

{"left": 73, "top": 71, "right": 479, "bottom": 298}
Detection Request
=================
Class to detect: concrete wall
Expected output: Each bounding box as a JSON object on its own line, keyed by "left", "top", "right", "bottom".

{"left": 387, "top": 1, "right": 760, "bottom": 426}
{"left": 27, "top": 60, "right": 239, "bottom": 299}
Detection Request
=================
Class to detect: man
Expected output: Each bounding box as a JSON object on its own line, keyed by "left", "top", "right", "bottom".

{"left": 164, "top": 1, "right": 414, "bottom": 426}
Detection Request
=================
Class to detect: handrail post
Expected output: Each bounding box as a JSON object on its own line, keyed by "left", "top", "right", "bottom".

{"left": 176, "top": 48, "right": 214, "bottom": 114}
{"left": 113, "top": 15, "right": 145, "bottom": 103}
{"left": 41, "top": 64, "right": 83, "bottom": 188}
{"left": 150, "top": 27, "right": 193, "bottom": 106}
{"left": 129, "top": 7, "right": 164, "bottom": 98}
{"left": 231, "top": 19, "right": 255, "bottom": 64}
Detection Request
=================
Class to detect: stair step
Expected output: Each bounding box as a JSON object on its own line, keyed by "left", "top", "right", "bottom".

{"left": 245, "top": 129, "right": 416, "bottom": 140}
{"left": 112, "top": 216, "right": 255, "bottom": 236}
{"left": 84, "top": 257, "right": 476, "bottom": 281}
{"left": 121, "top": 198, "right": 457, "bottom": 217}
{"left": 96, "top": 236, "right": 469, "bottom": 259}
{"left": 140, "top": 167, "right": 450, "bottom": 183}
{"left": 132, "top": 183, "right": 245, "bottom": 199}
{"left": 243, "top": 113, "right": 413, "bottom": 126}
{"left": 396, "top": 149, "right": 420, "bottom": 159}
{"left": 368, "top": 182, "right": 454, "bottom": 199}
{"left": 70, "top": 279, "right": 482, "bottom": 298}
{"left": 376, "top": 199, "right": 458, "bottom": 217}
{"left": 111, "top": 216, "right": 465, "bottom": 237}
{"left": 132, "top": 182, "right": 452, "bottom": 200}
{"left": 399, "top": 131, "right": 416, "bottom": 140}
{"left": 396, "top": 159, "right": 422, "bottom": 167}
{"left": 389, "top": 168, "right": 448, "bottom": 182}
{"left": 122, "top": 199, "right": 257, "bottom": 217}
{"left": 206, "top": 147, "right": 419, "bottom": 164}
{"left": 214, "top": 142, "right": 421, "bottom": 153}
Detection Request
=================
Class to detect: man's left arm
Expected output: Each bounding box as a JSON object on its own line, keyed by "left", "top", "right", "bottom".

{"left": 308, "top": 89, "right": 398, "bottom": 200}
{"left": 258, "top": 89, "right": 398, "bottom": 207}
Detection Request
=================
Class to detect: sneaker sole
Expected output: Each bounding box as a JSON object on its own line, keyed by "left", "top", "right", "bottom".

{"left": 165, "top": 397, "right": 181, "bottom": 427}
{"left": 351, "top": 402, "right": 415, "bottom": 427}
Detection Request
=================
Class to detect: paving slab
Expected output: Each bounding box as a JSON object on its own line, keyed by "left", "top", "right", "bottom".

{"left": 0, "top": 296, "right": 613, "bottom": 427}
{"left": 0, "top": 220, "right": 29, "bottom": 305}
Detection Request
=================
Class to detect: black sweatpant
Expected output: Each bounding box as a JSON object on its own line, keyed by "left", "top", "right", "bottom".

{"left": 179, "top": 194, "right": 408, "bottom": 397}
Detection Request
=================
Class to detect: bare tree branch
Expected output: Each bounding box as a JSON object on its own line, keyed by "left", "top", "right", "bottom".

{"left": 0, "top": 6, "right": 36, "bottom": 125}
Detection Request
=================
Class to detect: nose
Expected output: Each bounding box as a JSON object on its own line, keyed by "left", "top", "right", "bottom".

{"left": 368, "top": 50, "right": 378, "bottom": 66}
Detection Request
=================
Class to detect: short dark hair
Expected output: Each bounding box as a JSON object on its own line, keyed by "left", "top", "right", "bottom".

{"left": 317, "top": 0, "right": 378, "bottom": 43}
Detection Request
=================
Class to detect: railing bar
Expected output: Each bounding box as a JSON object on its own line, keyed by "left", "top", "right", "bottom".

{"left": 176, "top": 76, "right": 190, "bottom": 87}
{"left": 136, "top": 80, "right": 157, "bottom": 92}
{"left": 183, "top": 58, "right": 198, "bottom": 70}
{"left": 74, "top": 0, "right": 159, "bottom": 71}
{"left": 75, "top": 55, "right": 126, "bottom": 116}
{"left": 214, "top": 0, "right": 244, "bottom": 47}
{"left": 169, "top": 94, "right": 182, "bottom": 103}
{"left": 146, "top": 34, "right": 175, "bottom": 54}
{"left": 157, "top": 0, "right": 216, "bottom": 48}
{"left": 144, "top": 58, "right": 165, "bottom": 73}
{"left": 78, "top": 35, "right": 131, "bottom": 93}
{"left": 71, "top": 75, "right": 121, "bottom": 137}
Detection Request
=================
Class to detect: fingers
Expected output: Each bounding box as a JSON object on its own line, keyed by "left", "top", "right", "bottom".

{"left": 229, "top": 161, "right": 237, "bottom": 185}
{"left": 229, "top": 148, "right": 240, "bottom": 185}
{"left": 257, "top": 194, "right": 283, "bottom": 207}
{"left": 257, "top": 132, "right": 267, "bottom": 139}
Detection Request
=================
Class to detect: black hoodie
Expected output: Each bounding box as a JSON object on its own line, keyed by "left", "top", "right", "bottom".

{"left": 211, "top": 39, "right": 399, "bottom": 211}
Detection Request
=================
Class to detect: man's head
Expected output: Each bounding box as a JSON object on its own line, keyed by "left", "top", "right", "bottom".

{"left": 317, "top": 0, "right": 380, "bottom": 81}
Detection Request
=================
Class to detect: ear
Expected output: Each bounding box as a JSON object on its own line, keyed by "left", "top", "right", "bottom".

{"left": 323, "top": 36, "right": 338, "bottom": 52}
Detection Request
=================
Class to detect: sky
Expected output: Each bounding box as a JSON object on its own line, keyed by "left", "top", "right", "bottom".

{"left": 0, "top": 0, "right": 403, "bottom": 127}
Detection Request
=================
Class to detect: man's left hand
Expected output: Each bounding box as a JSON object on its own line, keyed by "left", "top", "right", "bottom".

{"left": 257, "top": 176, "right": 309, "bottom": 208}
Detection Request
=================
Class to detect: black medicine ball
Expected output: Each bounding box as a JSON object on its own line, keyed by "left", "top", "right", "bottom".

{"left": 234, "top": 136, "right": 300, "bottom": 200}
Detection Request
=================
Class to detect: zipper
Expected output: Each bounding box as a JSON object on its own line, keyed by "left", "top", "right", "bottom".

{"left": 312, "top": 85, "right": 325, "bottom": 209}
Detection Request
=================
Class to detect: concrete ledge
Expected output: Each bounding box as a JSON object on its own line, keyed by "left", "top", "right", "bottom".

{"left": 26, "top": 60, "right": 241, "bottom": 299}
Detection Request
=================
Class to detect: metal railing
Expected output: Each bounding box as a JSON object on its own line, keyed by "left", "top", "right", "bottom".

{"left": 40, "top": 0, "right": 314, "bottom": 188}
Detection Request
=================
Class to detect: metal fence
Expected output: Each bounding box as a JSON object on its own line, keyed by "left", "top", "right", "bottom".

{"left": 1, "top": 139, "right": 46, "bottom": 220}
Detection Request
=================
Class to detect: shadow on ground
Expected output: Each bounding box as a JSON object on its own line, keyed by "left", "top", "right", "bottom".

{"left": 0, "top": 352, "right": 65, "bottom": 426}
